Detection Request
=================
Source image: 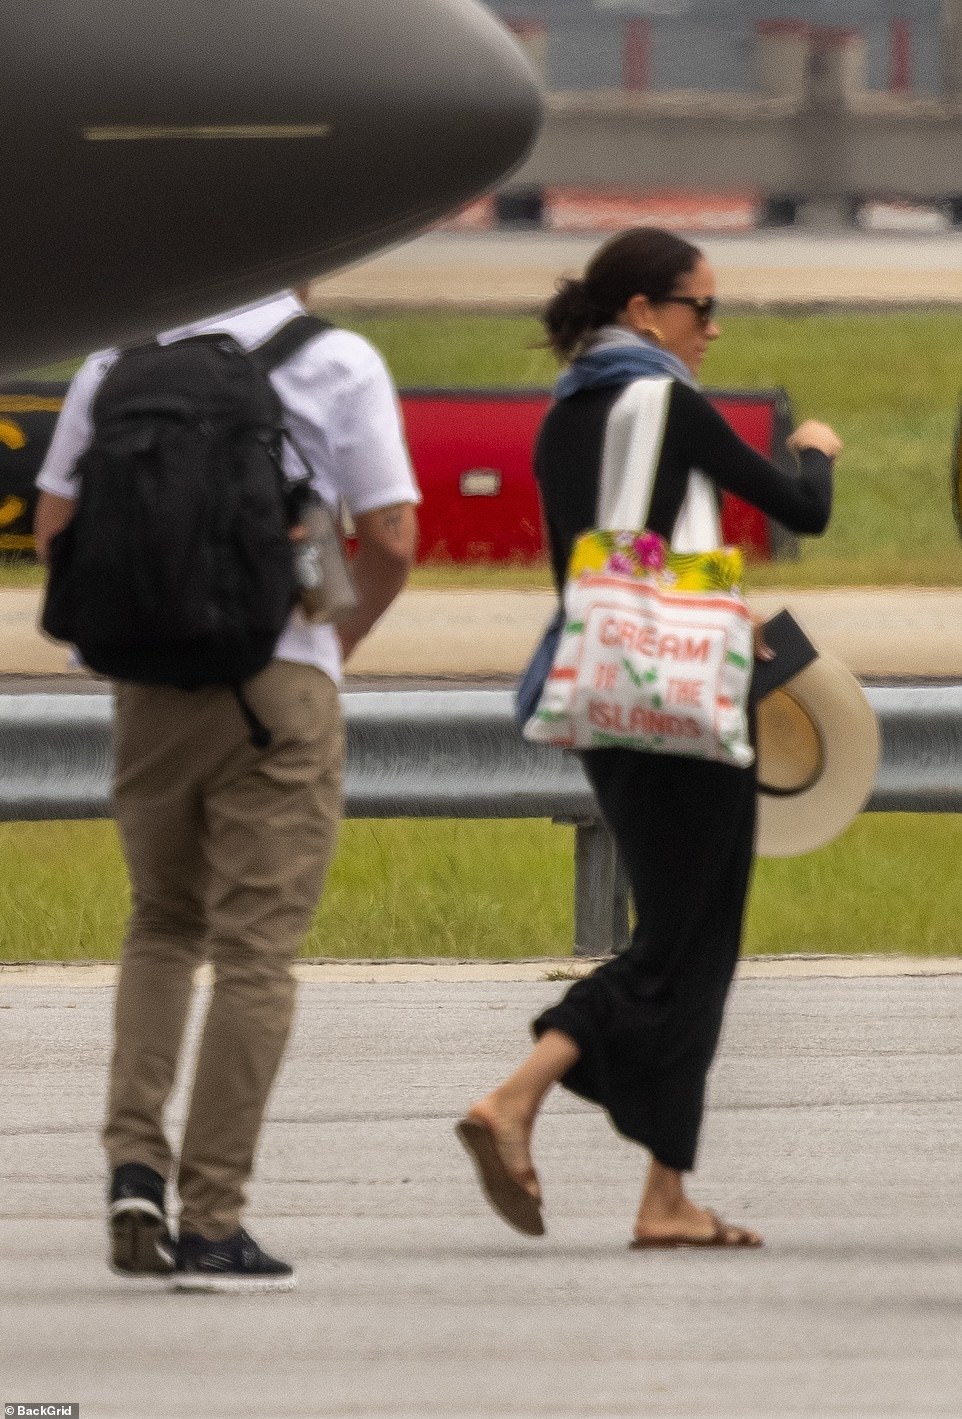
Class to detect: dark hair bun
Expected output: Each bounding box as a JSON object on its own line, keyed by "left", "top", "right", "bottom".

{"left": 543, "top": 276, "right": 602, "bottom": 363}
{"left": 542, "top": 226, "right": 702, "bottom": 363}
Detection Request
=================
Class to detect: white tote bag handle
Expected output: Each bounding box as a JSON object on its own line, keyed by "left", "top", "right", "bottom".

{"left": 596, "top": 377, "right": 722, "bottom": 552}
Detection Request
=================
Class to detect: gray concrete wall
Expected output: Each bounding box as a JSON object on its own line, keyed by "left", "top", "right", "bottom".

{"left": 546, "top": 22, "right": 623, "bottom": 89}
{"left": 650, "top": 18, "right": 749, "bottom": 94}
{"left": 511, "top": 93, "right": 962, "bottom": 201}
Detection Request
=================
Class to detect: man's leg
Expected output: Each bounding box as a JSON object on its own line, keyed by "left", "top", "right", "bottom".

{"left": 103, "top": 683, "right": 210, "bottom": 1272}
{"left": 176, "top": 662, "right": 344, "bottom": 1248}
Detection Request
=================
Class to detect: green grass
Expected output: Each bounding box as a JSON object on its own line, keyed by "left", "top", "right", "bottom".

{"left": 20, "top": 358, "right": 86, "bottom": 382}
{"left": 2, "top": 815, "right": 961, "bottom": 962}
{"left": 0, "top": 556, "right": 43, "bottom": 588}
{"left": 745, "top": 815, "right": 962, "bottom": 956}
{"left": 13, "top": 310, "right": 962, "bottom": 590}
{"left": 0, "top": 819, "right": 573, "bottom": 961}
{"left": 0, "top": 822, "right": 131, "bottom": 960}
{"left": 343, "top": 308, "right": 962, "bottom": 590}
{"left": 1, "top": 553, "right": 547, "bottom": 592}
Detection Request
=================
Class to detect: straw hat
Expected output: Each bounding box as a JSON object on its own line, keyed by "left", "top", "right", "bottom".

{"left": 755, "top": 649, "right": 880, "bottom": 859}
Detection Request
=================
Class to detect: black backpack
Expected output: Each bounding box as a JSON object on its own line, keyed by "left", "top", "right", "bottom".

{"left": 42, "top": 314, "right": 331, "bottom": 733}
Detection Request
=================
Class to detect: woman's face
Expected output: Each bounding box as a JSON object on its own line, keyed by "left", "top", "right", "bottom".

{"left": 622, "top": 256, "right": 720, "bottom": 377}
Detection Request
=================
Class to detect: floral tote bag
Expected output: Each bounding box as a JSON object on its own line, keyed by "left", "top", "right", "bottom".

{"left": 520, "top": 378, "right": 755, "bottom": 768}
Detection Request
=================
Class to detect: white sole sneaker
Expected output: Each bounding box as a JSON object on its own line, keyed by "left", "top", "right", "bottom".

{"left": 171, "top": 1272, "right": 297, "bottom": 1294}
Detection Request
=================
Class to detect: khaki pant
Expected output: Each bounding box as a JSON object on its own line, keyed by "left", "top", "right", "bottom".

{"left": 102, "top": 660, "right": 344, "bottom": 1239}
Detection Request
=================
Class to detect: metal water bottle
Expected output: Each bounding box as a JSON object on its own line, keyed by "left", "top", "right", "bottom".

{"left": 292, "top": 489, "right": 359, "bottom": 624}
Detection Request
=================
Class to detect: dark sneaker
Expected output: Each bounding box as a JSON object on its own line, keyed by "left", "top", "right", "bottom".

{"left": 108, "top": 1162, "right": 175, "bottom": 1276}
{"left": 172, "top": 1228, "right": 296, "bottom": 1293}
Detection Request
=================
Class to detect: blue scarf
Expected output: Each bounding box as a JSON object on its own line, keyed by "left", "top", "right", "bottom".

{"left": 554, "top": 325, "right": 695, "bottom": 400}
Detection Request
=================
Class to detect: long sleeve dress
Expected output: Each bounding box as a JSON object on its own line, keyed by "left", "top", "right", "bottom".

{"left": 531, "top": 377, "right": 832, "bottom": 1172}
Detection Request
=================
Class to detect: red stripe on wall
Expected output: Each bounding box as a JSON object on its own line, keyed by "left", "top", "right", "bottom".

{"left": 623, "top": 19, "right": 651, "bottom": 92}
{"left": 889, "top": 18, "right": 912, "bottom": 92}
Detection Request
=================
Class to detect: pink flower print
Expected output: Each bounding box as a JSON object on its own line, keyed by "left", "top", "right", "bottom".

{"left": 607, "top": 552, "right": 634, "bottom": 576}
{"left": 633, "top": 533, "right": 665, "bottom": 571}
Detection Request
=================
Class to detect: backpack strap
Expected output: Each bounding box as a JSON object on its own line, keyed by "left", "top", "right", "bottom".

{"left": 232, "top": 685, "right": 273, "bottom": 750}
{"left": 245, "top": 313, "right": 336, "bottom": 745}
{"left": 248, "top": 314, "right": 334, "bottom": 492}
{"left": 249, "top": 314, "right": 333, "bottom": 375}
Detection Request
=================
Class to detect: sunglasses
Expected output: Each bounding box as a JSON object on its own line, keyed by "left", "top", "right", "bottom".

{"left": 661, "top": 295, "right": 718, "bottom": 325}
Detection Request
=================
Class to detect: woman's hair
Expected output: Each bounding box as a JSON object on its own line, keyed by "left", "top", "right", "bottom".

{"left": 543, "top": 227, "right": 702, "bottom": 362}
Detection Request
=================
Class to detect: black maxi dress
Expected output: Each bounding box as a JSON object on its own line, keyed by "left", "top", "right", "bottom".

{"left": 531, "top": 377, "right": 833, "bottom": 1172}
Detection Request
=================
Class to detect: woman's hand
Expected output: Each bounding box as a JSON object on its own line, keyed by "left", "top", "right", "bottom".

{"left": 751, "top": 613, "right": 774, "bottom": 663}
{"left": 787, "top": 420, "right": 843, "bottom": 460}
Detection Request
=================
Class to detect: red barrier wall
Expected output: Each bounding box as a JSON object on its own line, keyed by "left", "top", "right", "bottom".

{"left": 399, "top": 387, "right": 796, "bottom": 564}
{"left": 0, "top": 381, "right": 796, "bottom": 565}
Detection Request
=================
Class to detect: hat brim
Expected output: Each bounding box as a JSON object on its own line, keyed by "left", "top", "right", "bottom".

{"left": 755, "top": 652, "right": 880, "bottom": 858}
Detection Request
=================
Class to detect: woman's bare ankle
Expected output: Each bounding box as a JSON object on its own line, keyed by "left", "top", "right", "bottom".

{"left": 636, "top": 1194, "right": 710, "bottom": 1234}
{"left": 634, "top": 1160, "right": 710, "bottom": 1237}
{"left": 468, "top": 1083, "right": 536, "bottom": 1131}
{"left": 463, "top": 1095, "right": 541, "bottom": 1200}
{"left": 632, "top": 1160, "right": 762, "bottom": 1244}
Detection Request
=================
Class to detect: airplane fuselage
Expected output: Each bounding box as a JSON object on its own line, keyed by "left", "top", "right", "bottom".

{"left": 1, "top": 0, "right": 541, "bottom": 376}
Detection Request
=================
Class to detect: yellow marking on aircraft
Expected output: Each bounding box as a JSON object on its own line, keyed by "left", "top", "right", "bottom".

{"left": 83, "top": 124, "right": 332, "bottom": 142}
{"left": 0, "top": 496, "right": 28, "bottom": 528}
{"left": 0, "top": 397, "right": 63, "bottom": 414}
{"left": 0, "top": 420, "right": 27, "bottom": 451}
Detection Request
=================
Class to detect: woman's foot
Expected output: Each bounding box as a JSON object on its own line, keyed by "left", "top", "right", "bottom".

{"left": 455, "top": 1032, "right": 579, "bottom": 1238}
{"left": 455, "top": 1099, "right": 544, "bottom": 1237}
{"left": 462, "top": 1097, "right": 540, "bottom": 1202}
{"left": 631, "top": 1200, "right": 762, "bottom": 1249}
{"left": 632, "top": 1159, "right": 763, "bottom": 1249}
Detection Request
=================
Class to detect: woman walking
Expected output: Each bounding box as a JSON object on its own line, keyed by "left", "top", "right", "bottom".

{"left": 457, "top": 227, "right": 840, "bottom": 1248}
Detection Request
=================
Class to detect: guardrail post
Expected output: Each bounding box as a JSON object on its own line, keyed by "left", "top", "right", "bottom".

{"left": 570, "top": 820, "right": 631, "bottom": 958}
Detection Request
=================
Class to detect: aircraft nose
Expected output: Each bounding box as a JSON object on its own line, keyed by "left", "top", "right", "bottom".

{"left": 281, "top": 0, "right": 544, "bottom": 263}
{"left": 329, "top": 1, "right": 543, "bottom": 185}
{"left": 2, "top": 0, "right": 542, "bottom": 372}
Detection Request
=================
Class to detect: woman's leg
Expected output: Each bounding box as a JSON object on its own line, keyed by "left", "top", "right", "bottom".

{"left": 531, "top": 747, "right": 762, "bottom": 1243}
{"left": 462, "top": 1024, "right": 761, "bottom": 1244}
{"left": 465, "top": 1029, "right": 580, "bottom": 1200}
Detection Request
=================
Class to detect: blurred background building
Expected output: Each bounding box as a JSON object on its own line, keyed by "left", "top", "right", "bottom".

{"left": 450, "top": 2, "right": 962, "bottom": 230}
{"left": 486, "top": 1, "right": 942, "bottom": 95}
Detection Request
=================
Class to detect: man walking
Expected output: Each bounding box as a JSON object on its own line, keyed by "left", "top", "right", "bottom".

{"left": 34, "top": 289, "right": 419, "bottom": 1291}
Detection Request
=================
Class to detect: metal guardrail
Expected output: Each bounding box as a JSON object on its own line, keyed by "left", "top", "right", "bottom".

{"left": 3, "top": 687, "right": 962, "bottom": 954}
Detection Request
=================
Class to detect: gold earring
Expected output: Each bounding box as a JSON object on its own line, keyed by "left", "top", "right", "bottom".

{"left": 641, "top": 324, "right": 664, "bottom": 345}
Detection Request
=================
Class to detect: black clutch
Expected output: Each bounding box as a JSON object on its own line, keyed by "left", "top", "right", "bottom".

{"left": 751, "top": 609, "right": 819, "bottom": 704}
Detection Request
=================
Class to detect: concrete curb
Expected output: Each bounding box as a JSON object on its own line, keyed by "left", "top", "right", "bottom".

{"left": 8, "top": 587, "right": 962, "bottom": 678}
{"left": 1, "top": 954, "right": 960, "bottom": 988}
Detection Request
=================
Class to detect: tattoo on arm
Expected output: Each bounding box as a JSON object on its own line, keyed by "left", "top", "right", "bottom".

{"left": 352, "top": 502, "right": 417, "bottom": 569}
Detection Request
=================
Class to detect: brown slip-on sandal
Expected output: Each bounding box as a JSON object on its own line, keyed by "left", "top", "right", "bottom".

{"left": 455, "top": 1118, "right": 545, "bottom": 1237}
{"left": 629, "top": 1210, "right": 763, "bottom": 1250}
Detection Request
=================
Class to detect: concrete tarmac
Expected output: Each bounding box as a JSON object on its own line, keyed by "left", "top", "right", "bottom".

{"left": 3, "top": 964, "right": 962, "bottom": 1419}
{"left": 7, "top": 585, "right": 962, "bottom": 679}
{"left": 312, "top": 229, "right": 962, "bottom": 308}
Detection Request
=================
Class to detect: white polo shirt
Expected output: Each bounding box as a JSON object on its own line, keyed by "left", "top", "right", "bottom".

{"left": 36, "top": 291, "right": 420, "bottom": 685}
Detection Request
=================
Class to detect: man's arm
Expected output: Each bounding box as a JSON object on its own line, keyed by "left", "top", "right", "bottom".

{"left": 34, "top": 491, "right": 77, "bottom": 566}
{"left": 33, "top": 351, "right": 108, "bottom": 565}
{"left": 337, "top": 501, "right": 418, "bottom": 662}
